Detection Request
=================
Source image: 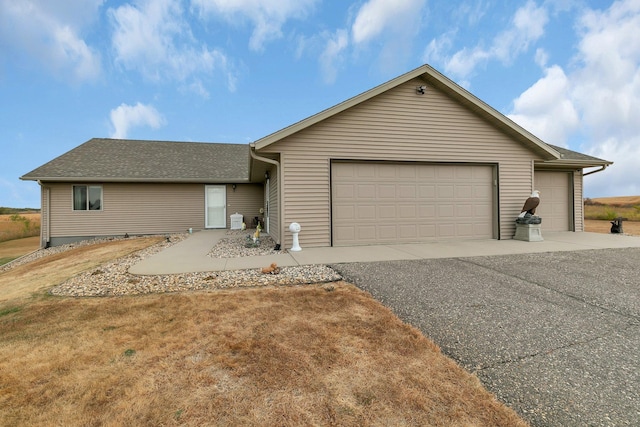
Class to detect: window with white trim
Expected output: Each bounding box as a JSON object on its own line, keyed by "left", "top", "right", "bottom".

{"left": 73, "top": 185, "right": 102, "bottom": 211}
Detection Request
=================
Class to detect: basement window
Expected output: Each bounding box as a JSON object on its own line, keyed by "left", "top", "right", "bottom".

{"left": 73, "top": 185, "right": 102, "bottom": 211}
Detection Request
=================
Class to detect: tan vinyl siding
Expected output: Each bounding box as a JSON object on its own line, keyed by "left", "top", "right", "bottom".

{"left": 574, "top": 171, "right": 584, "bottom": 231}
{"left": 225, "top": 184, "right": 264, "bottom": 229}
{"left": 261, "top": 78, "right": 543, "bottom": 248}
{"left": 48, "top": 183, "right": 205, "bottom": 238}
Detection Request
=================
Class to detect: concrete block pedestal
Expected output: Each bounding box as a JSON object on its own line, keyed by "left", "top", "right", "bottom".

{"left": 514, "top": 223, "right": 544, "bottom": 242}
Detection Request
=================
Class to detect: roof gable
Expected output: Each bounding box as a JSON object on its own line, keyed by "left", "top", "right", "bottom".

{"left": 253, "top": 64, "right": 561, "bottom": 160}
{"left": 21, "top": 138, "right": 250, "bottom": 183}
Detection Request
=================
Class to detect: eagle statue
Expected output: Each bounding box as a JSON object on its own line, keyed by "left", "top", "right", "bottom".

{"left": 518, "top": 190, "right": 541, "bottom": 218}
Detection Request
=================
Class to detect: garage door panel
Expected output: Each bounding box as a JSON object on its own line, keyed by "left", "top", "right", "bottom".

{"left": 419, "top": 205, "right": 436, "bottom": 217}
{"left": 535, "top": 171, "right": 571, "bottom": 232}
{"left": 334, "top": 204, "right": 355, "bottom": 220}
{"left": 356, "top": 205, "right": 375, "bottom": 219}
{"left": 357, "top": 184, "right": 375, "bottom": 198}
{"left": 399, "top": 205, "right": 417, "bottom": 219}
{"left": 332, "top": 163, "right": 494, "bottom": 246}
{"left": 438, "top": 205, "right": 454, "bottom": 217}
{"left": 438, "top": 185, "right": 455, "bottom": 199}
{"left": 378, "top": 225, "right": 397, "bottom": 239}
{"left": 399, "top": 185, "right": 416, "bottom": 198}
{"left": 438, "top": 224, "right": 456, "bottom": 237}
{"left": 419, "top": 185, "right": 436, "bottom": 198}
{"left": 335, "top": 184, "right": 355, "bottom": 198}
{"left": 378, "top": 205, "right": 396, "bottom": 218}
{"left": 419, "top": 224, "right": 436, "bottom": 238}
{"left": 455, "top": 185, "right": 473, "bottom": 198}
{"left": 399, "top": 224, "right": 417, "bottom": 238}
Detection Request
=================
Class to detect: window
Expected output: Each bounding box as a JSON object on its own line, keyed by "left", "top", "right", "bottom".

{"left": 73, "top": 185, "right": 102, "bottom": 211}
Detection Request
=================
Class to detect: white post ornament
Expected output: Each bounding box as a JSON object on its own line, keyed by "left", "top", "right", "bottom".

{"left": 289, "top": 222, "right": 301, "bottom": 252}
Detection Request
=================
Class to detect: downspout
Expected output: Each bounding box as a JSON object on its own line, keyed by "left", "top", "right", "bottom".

{"left": 37, "top": 180, "right": 50, "bottom": 248}
{"left": 249, "top": 144, "right": 283, "bottom": 245}
{"left": 583, "top": 165, "right": 608, "bottom": 176}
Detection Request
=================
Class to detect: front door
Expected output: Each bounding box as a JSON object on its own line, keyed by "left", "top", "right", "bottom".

{"left": 205, "top": 185, "right": 226, "bottom": 228}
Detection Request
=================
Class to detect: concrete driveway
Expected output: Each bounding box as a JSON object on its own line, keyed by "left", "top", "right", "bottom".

{"left": 331, "top": 248, "right": 640, "bottom": 427}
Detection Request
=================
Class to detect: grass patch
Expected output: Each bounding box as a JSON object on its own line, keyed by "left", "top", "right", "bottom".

{"left": 0, "top": 305, "right": 21, "bottom": 317}
{"left": 0, "top": 285, "right": 526, "bottom": 426}
{"left": 0, "top": 239, "right": 528, "bottom": 426}
{"left": 0, "top": 257, "right": 16, "bottom": 266}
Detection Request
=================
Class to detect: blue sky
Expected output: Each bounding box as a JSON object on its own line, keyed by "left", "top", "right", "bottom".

{"left": 1, "top": 0, "right": 639, "bottom": 208}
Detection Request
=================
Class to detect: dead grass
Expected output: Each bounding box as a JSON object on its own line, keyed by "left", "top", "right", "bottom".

{"left": 585, "top": 219, "right": 640, "bottom": 236}
{"left": 0, "top": 240, "right": 528, "bottom": 426}
{"left": 590, "top": 195, "right": 640, "bottom": 206}
{"left": 0, "top": 214, "right": 41, "bottom": 243}
{"left": 585, "top": 196, "right": 640, "bottom": 221}
{"left": 0, "top": 237, "right": 163, "bottom": 304}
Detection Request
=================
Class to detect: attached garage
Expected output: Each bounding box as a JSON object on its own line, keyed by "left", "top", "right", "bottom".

{"left": 535, "top": 171, "right": 572, "bottom": 232}
{"left": 331, "top": 162, "right": 496, "bottom": 246}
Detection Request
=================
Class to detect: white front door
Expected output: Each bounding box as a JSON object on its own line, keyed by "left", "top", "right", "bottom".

{"left": 205, "top": 185, "right": 226, "bottom": 228}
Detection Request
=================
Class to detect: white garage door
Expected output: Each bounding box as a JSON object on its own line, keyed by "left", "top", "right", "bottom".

{"left": 332, "top": 162, "right": 495, "bottom": 246}
{"left": 534, "top": 171, "right": 572, "bottom": 232}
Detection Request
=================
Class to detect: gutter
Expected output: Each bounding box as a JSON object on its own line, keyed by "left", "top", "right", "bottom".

{"left": 249, "top": 144, "right": 282, "bottom": 245}
{"left": 583, "top": 165, "right": 609, "bottom": 176}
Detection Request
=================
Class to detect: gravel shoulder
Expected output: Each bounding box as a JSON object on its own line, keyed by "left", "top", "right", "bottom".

{"left": 2, "top": 233, "right": 341, "bottom": 297}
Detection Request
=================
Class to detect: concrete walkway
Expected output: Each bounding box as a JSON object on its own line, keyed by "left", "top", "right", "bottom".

{"left": 129, "top": 229, "right": 640, "bottom": 275}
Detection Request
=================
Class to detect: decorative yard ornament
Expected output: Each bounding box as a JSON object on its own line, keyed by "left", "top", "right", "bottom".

{"left": 289, "top": 222, "right": 302, "bottom": 252}
{"left": 516, "top": 190, "right": 542, "bottom": 225}
{"left": 518, "top": 190, "right": 541, "bottom": 218}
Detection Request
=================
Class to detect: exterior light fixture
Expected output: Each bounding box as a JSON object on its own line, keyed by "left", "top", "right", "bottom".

{"left": 416, "top": 85, "right": 426, "bottom": 95}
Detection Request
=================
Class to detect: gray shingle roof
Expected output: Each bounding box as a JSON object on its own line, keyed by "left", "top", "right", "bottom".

{"left": 546, "top": 144, "right": 612, "bottom": 165}
{"left": 21, "top": 138, "right": 251, "bottom": 182}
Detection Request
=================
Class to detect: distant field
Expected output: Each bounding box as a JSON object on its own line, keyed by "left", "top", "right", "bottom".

{"left": 0, "top": 213, "right": 41, "bottom": 244}
{"left": 589, "top": 196, "right": 640, "bottom": 206}
{"left": 585, "top": 196, "right": 640, "bottom": 221}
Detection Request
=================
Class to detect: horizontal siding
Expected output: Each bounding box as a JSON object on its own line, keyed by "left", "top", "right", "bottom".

{"left": 225, "top": 184, "right": 264, "bottom": 229}
{"left": 48, "top": 183, "right": 205, "bottom": 238}
{"left": 261, "top": 78, "right": 543, "bottom": 247}
{"left": 574, "top": 171, "right": 583, "bottom": 232}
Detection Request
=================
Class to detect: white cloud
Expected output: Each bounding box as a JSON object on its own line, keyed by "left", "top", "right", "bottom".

{"left": 192, "top": 0, "right": 318, "bottom": 51}
{"left": 508, "top": 65, "right": 579, "bottom": 146}
{"left": 109, "top": 102, "right": 165, "bottom": 139}
{"left": 314, "top": 0, "right": 426, "bottom": 81}
{"left": 428, "top": 0, "right": 548, "bottom": 80}
{"left": 508, "top": 0, "right": 640, "bottom": 197}
{"left": 109, "top": 0, "right": 233, "bottom": 93}
{"left": 0, "top": 0, "right": 102, "bottom": 81}
{"left": 351, "top": 0, "right": 426, "bottom": 48}
{"left": 319, "top": 29, "right": 349, "bottom": 84}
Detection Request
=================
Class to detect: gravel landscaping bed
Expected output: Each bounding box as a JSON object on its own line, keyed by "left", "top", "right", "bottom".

{"left": 208, "top": 229, "right": 282, "bottom": 258}
{"left": 3, "top": 233, "right": 341, "bottom": 297}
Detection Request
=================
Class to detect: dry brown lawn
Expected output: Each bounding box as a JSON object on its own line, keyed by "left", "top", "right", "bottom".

{"left": 0, "top": 214, "right": 41, "bottom": 243}
{"left": 590, "top": 195, "right": 640, "bottom": 206}
{"left": 0, "top": 237, "right": 163, "bottom": 304}
{"left": 0, "top": 237, "right": 40, "bottom": 266}
{"left": 585, "top": 219, "right": 640, "bottom": 236}
{"left": 0, "top": 239, "right": 528, "bottom": 426}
